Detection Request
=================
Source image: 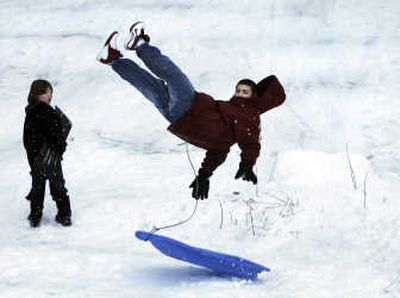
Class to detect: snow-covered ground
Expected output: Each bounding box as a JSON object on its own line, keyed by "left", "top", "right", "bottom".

{"left": 0, "top": 0, "right": 399, "bottom": 297}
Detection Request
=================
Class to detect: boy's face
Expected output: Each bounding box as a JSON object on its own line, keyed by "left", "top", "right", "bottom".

{"left": 235, "top": 84, "right": 252, "bottom": 99}
{"left": 38, "top": 88, "right": 53, "bottom": 104}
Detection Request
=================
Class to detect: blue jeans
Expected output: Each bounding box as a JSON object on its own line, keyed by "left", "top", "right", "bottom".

{"left": 111, "top": 43, "right": 195, "bottom": 123}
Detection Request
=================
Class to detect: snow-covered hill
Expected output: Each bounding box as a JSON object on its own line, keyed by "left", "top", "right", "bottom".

{"left": 0, "top": 1, "right": 399, "bottom": 297}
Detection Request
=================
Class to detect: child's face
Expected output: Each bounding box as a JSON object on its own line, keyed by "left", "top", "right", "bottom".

{"left": 38, "top": 88, "right": 53, "bottom": 104}
{"left": 235, "top": 84, "right": 252, "bottom": 99}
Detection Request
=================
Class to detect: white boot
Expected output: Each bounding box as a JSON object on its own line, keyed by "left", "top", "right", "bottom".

{"left": 124, "top": 21, "right": 150, "bottom": 50}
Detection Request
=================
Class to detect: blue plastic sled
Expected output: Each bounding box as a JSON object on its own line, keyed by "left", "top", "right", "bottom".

{"left": 135, "top": 230, "right": 270, "bottom": 280}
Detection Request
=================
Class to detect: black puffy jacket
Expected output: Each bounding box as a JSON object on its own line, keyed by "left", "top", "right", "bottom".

{"left": 23, "top": 102, "right": 66, "bottom": 167}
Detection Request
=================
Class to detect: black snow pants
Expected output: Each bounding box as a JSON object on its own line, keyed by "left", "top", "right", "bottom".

{"left": 26, "top": 159, "right": 71, "bottom": 221}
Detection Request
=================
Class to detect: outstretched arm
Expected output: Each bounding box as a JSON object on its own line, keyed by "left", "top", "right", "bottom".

{"left": 235, "top": 118, "right": 261, "bottom": 165}
{"left": 234, "top": 118, "right": 261, "bottom": 184}
{"left": 201, "top": 149, "right": 230, "bottom": 173}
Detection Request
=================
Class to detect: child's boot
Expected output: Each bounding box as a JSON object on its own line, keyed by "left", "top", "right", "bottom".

{"left": 124, "top": 21, "right": 150, "bottom": 50}
{"left": 97, "top": 31, "right": 123, "bottom": 64}
{"left": 55, "top": 197, "right": 72, "bottom": 227}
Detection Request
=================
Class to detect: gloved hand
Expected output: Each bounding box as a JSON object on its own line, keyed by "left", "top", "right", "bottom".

{"left": 234, "top": 161, "right": 257, "bottom": 184}
{"left": 189, "top": 168, "right": 212, "bottom": 200}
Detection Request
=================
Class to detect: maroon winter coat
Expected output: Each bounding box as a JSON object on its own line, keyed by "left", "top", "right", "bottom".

{"left": 168, "top": 75, "right": 286, "bottom": 172}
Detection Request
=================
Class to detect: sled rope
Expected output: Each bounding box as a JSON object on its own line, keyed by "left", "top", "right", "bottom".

{"left": 144, "top": 143, "right": 199, "bottom": 240}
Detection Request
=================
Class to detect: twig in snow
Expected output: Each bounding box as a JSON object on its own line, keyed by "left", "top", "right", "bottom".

{"left": 261, "top": 211, "right": 269, "bottom": 231}
{"left": 229, "top": 211, "right": 237, "bottom": 226}
{"left": 346, "top": 143, "right": 358, "bottom": 190}
{"left": 218, "top": 200, "right": 224, "bottom": 229}
{"left": 279, "top": 195, "right": 295, "bottom": 218}
{"left": 249, "top": 208, "right": 256, "bottom": 236}
{"left": 245, "top": 200, "right": 256, "bottom": 236}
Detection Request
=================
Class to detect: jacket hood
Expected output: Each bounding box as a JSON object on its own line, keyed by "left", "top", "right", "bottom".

{"left": 256, "top": 75, "right": 286, "bottom": 114}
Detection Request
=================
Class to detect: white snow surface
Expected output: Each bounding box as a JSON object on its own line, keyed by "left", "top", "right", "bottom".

{"left": 0, "top": 0, "right": 399, "bottom": 297}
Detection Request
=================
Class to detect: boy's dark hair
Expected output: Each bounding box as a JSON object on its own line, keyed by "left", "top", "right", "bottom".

{"left": 27, "top": 79, "right": 53, "bottom": 105}
{"left": 236, "top": 79, "right": 257, "bottom": 96}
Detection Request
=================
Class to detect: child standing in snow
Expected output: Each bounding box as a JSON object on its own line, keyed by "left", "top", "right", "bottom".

{"left": 97, "top": 21, "right": 285, "bottom": 200}
{"left": 23, "top": 80, "right": 72, "bottom": 227}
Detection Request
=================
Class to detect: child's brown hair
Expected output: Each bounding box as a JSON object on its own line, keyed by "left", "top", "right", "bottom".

{"left": 27, "top": 79, "right": 53, "bottom": 105}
